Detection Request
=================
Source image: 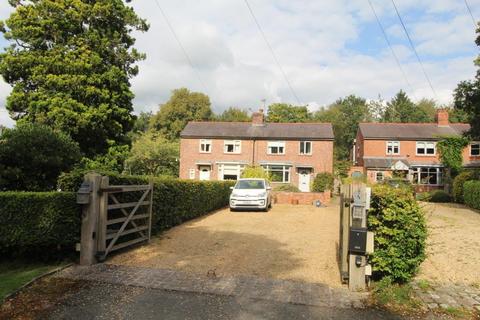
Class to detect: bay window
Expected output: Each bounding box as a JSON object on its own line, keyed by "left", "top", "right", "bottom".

{"left": 411, "top": 167, "right": 442, "bottom": 185}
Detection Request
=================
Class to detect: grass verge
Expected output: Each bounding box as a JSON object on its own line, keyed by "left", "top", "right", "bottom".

{"left": 0, "top": 261, "right": 66, "bottom": 301}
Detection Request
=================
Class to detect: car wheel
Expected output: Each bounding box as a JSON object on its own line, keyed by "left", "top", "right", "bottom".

{"left": 230, "top": 208, "right": 236, "bottom": 212}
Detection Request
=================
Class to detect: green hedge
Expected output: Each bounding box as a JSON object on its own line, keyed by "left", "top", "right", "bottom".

{"left": 453, "top": 170, "right": 480, "bottom": 203}
{"left": 1, "top": 171, "right": 234, "bottom": 257}
{"left": 464, "top": 180, "right": 480, "bottom": 210}
{"left": 59, "top": 169, "right": 234, "bottom": 232}
{"left": 0, "top": 192, "right": 80, "bottom": 258}
{"left": 368, "top": 185, "right": 427, "bottom": 283}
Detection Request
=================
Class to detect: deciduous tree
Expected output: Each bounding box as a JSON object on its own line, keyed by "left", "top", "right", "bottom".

{"left": 266, "top": 103, "right": 311, "bottom": 123}
{"left": 149, "top": 88, "right": 212, "bottom": 140}
{"left": 216, "top": 107, "right": 250, "bottom": 122}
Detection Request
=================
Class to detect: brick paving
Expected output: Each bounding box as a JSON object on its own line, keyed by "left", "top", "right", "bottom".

{"left": 412, "top": 281, "right": 480, "bottom": 311}
{"left": 55, "top": 264, "right": 367, "bottom": 309}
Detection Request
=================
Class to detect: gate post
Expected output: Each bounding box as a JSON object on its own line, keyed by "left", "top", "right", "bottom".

{"left": 79, "top": 173, "right": 102, "bottom": 266}
{"left": 96, "top": 176, "right": 109, "bottom": 261}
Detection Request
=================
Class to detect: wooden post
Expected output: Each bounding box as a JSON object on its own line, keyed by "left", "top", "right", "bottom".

{"left": 96, "top": 176, "right": 109, "bottom": 261}
{"left": 147, "top": 180, "right": 154, "bottom": 242}
{"left": 339, "top": 185, "right": 350, "bottom": 283}
{"left": 80, "top": 173, "right": 102, "bottom": 266}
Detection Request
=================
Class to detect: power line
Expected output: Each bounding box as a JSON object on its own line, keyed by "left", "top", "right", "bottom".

{"left": 367, "top": 0, "right": 417, "bottom": 100}
{"left": 153, "top": 0, "right": 207, "bottom": 93}
{"left": 464, "top": 0, "right": 477, "bottom": 29}
{"left": 391, "top": 0, "right": 438, "bottom": 99}
{"left": 243, "top": 0, "right": 301, "bottom": 105}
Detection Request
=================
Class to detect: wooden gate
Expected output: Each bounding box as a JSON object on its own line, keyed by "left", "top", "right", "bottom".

{"left": 96, "top": 176, "right": 153, "bottom": 261}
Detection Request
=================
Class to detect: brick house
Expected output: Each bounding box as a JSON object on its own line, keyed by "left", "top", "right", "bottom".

{"left": 179, "top": 110, "right": 334, "bottom": 192}
{"left": 352, "top": 109, "right": 480, "bottom": 192}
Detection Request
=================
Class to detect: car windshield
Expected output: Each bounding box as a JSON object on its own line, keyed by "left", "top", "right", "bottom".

{"left": 235, "top": 180, "right": 265, "bottom": 190}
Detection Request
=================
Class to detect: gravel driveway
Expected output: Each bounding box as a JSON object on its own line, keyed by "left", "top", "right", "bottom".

{"left": 108, "top": 203, "right": 342, "bottom": 287}
{"left": 417, "top": 202, "right": 480, "bottom": 286}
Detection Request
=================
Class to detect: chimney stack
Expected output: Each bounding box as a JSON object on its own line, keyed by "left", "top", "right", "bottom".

{"left": 436, "top": 109, "right": 449, "bottom": 126}
{"left": 252, "top": 108, "right": 264, "bottom": 126}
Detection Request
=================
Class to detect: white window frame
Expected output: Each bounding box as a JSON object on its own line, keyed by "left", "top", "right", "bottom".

{"left": 416, "top": 141, "right": 436, "bottom": 156}
{"left": 189, "top": 168, "right": 195, "bottom": 179}
{"left": 224, "top": 140, "right": 241, "bottom": 154}
{"left": 471, "top": 143, "right": 480, "bottom": 156}
{"left": 262, "top": 164, "right": 290, "bottom": 183}
{"left": 199, "top": 139, "right": 212, "bottom": 153}
{"left": 411, "top": 167, "right": 443, "bottom": 186}
{"left": 267, "top": 141, "right": 286, "bottom": 155}
{"left": 375, "top": 171, "right": 384, "bottom": 182}
{"left": 386, "top": 141, "right": 400, "bottom": 155}
{"left": 299, "top": 141, "right": 312, "bottom": 155}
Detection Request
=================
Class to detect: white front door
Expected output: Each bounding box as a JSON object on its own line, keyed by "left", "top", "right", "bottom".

{"left": 299, "top": 170, "right": 311, "bottom": 192}
{"left": 199, "top": 166, "right": 211, "bottom": 181}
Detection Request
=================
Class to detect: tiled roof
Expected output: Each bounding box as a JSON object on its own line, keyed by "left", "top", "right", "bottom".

{"left": 363, "top": 157, "right": 409, "bottom": 169}
{"left": 180, "top": 122, "right": 334, "bottom": 140}
{"left": 359, "top": 123, "right": 470, "bottom": 140}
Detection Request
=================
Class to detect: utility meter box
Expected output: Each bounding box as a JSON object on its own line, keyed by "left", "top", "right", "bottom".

{"left": 349, "top": 227, "right": 367, "bottom": 254}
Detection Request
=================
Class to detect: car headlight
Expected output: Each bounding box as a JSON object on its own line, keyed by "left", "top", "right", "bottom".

{"left": 231, "top": 192, "right": 240, "bottom": 197}
{"left": 259, "top": 192, "right": 267, "bottom": 197}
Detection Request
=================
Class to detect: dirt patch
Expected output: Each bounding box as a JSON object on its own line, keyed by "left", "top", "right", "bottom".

{"left": 0, "top": 277, "right": 85, "bottom": 320}
{"left": 108, "top": 203, "right": 342, "bottom": 287}
{"left": 416, "top": 202, "right": 480, "bottom": 286}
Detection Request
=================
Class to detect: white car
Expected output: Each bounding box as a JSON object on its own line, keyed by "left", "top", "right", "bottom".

{"left": 229, "top": 178, "right": 272, "bottom": 211}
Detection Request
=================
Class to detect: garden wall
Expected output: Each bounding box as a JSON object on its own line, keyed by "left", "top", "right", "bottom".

{"left": 273, "top": 191, "right": 331, "bottom": 205}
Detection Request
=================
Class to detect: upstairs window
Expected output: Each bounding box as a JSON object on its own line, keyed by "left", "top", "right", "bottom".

{"left": 267, "top": 141, "right": 285, "bottom": 155}
{"left": 199, "top": 139, "right": 212, "bottom": 153}
{"left": 416, "top": 141, "right": 435, "bottom": 155}
{"left": 224, "top": 140, "right": 241, "bottom": 154}
{"left": 471, "top": 143, "right": 480, "bottom": 156}
{"left": 299, "top": 141, "right": 312, "bottom": 155}
{"left": 386, "top": 141, "right": 400, "bottom": 155}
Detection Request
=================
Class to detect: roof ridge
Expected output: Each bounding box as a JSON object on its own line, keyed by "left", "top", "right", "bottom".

{"left": 360, "top": 122, "right": 469, "bottom": 126}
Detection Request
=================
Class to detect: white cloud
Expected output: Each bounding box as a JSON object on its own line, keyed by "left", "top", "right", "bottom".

{"left": 0, "top": 0, "right": 478, "bottom": 126}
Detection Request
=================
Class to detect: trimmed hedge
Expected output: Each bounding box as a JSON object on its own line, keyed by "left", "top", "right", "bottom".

{"left": 464, "top": 180, "right": 480, "bottom": 210}
{"left": 417, "top": 190, "right": 452, "bottom": 203}
{"left": 368, "top": 185, "right": 427, "bottom": 283}
{"left": 273, "top": 184, "right": 300, "bottom": 192}
{"left": 0, "top": 192, "right": 80, "bottom": 258}
{"left": 59, "top": 169, "right": 234, "bottom": 232}
{"left": 1, "top": 171, "right": 234, "bottom": 257}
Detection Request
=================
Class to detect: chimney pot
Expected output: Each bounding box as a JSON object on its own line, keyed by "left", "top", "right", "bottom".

{"left": 436, "top": 109, "right": 449, "bottom": 126}
{"left": 252, "top": 109, "right": 264, "bottom": 125}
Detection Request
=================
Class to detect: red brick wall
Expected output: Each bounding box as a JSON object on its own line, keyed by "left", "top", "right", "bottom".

{"left": 273, "top": 191, "right": 331, "bottom": 205}
{"left": 179, "top": 138, "right": 334, "bottom": 188}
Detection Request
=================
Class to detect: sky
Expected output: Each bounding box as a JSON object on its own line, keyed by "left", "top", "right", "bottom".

{"left": 1, "top": 0, "right": 480, "bottom": 127}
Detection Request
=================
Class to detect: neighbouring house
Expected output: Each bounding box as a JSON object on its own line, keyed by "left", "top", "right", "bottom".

{"left": 352, "top": 109, "right": 480, "bottom": 192}
{"left": 179, "top": 109, "right": 334, "bottom": 192}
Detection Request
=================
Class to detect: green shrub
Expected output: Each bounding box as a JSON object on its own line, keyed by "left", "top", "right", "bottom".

{"left": 312, "top": 172, "right": 334, "bottom": 192}
{"left": 273, "top": 184, "right": 300, "bottom": 192}
{"left": 368, "top": 185, "right": 427, "bottom": 283}
{"left": 416, "top": 192, "right": 431, "bottom": 202}
{"left": 0, "top": 192, "right": 80, "bottom": 258}
{"left": 59, "top": 170, "right": 234, "bottom": 233}
{"left": 428, "top": 190, "right": 452, "bottom": 203}
{"left": 464, "top": 180, "right": 480, "bottom": 210}
{"left": 240, "top": 166, "right": 271, "bottom": 180}
{"left": 452, "top": 170, "right": 480, "bottom": 203}
{"left": 0, "top": 123, "right": 81, "bottom": 191}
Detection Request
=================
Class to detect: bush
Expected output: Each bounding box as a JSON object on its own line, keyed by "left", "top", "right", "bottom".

{"left": 240, "top": 166, "right": 271, "bottom": 180}
{"left": 58, "top": 170, "right": 234, "bottom": 233}
{"left": 368, "top": 185, "right": 427, "bottom": 283}
{"left": 0, "top": 192, "right": 80, "bottom": 258}
{"left": 312, "top": 172, "right": 334, "bottom": 192}
{"left": 273, "top": 184, "right": 300, "bottom": 192}
{"left": 0, "top": 123, "right": 81, "bottom": 191}
{"left": 464, "top": 180, "right": 480, "bottom": 210}
{"left": 428, "top": 190, "right": 452, "bottom": 203}
{"left": 452, "top": 170, "right": 480, "bottom": 203}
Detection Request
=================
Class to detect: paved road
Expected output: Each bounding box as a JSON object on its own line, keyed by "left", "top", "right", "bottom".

{"left": 48, "top": 282, "right": 403, "bottom": 320}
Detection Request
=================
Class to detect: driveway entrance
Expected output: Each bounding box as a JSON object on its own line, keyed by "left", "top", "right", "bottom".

{"left": 108, "top": 203, "right": 342, "bottom": 287}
